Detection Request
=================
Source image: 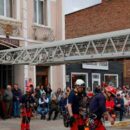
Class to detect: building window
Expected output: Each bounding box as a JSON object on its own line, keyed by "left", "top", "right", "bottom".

{"left": 104, "top": 74, "right": 118, "bottom": 87}
{"left": 34, "top": 0, "right": 47, "bottom": 25}
{"left": 71, "top": 72, "right": 88, "bottom": 89}
{"left": 92, "top": 73, "right": 101, "bottom": 91}
{"left": 0, "top": 0, "right": 16, "bottom": 18}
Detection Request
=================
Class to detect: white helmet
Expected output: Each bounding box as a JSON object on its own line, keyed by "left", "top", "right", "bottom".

{"left": 75, "top": 79, "right": 85, "bottom": 86}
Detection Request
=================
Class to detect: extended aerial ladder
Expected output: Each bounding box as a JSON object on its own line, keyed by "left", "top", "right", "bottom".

{"left": 0, "top": 29, "right": 130, "bottom": 65}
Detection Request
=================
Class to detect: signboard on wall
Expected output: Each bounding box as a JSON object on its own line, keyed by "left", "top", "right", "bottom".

{"left": 82, "top": 62, "right": 109, "bottom": 70}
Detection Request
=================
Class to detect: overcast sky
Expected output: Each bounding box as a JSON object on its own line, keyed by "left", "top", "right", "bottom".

{"left": 63, "top": 0, "right": 102, "bottom": 14}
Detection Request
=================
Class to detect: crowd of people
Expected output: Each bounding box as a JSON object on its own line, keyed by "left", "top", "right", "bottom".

{"left": 0, "top": 83, "right": 64, "bottom": 121}
{"left": 66, "top": 80, "right": 130, "bottom": 130}
{"left": 0, "top": 79, "right": 130, "bottom": 130}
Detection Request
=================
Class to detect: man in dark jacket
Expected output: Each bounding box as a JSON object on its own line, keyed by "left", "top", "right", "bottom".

{"left": 12, "top": 84, "right": 22, "bottom": 117}
{"left": 3, "top": 85, "right": 13, "bottom": 119}
{"left": 67, "top": 79, "right": 85, "bottom": 130}
{"left": 89, "top": 86, "right": 116, "bottom": 130}
{"left": 114, "top": 93, "right": 124, "bottom": 121}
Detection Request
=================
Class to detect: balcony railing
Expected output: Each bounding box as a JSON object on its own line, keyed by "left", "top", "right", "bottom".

{"left": 32, "top": 24, "right": 55, "bottom": 42}
{"left": 0, "top": 17, "right": 22, "bottom": 37}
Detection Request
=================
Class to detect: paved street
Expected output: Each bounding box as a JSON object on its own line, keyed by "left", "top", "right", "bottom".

{"left": 0, "top": 118, "right": 130, "bottom": 130}
{"left": 0, "top": 118, "right": 69, "bottom": 130}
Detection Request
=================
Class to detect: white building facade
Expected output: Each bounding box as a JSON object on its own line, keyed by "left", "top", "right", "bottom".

{"left": 0, "top": 0, "right": 66, "bottom": 91}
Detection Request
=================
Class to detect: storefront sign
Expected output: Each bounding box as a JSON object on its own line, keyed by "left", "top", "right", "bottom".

{"left": 82, "top": 62, "right": 109, "bottom": 70}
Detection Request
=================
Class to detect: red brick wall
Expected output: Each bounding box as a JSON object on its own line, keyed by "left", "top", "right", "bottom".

{"left": 65, "top": 0, "right": 130, "bottom": 39}
{"left": 123, "top": 60, "right": 130, "bottom": 86}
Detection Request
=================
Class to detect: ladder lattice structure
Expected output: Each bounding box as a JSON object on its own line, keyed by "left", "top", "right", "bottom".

{"left": 0, "top": 29, "right": 130, "bottom": 65}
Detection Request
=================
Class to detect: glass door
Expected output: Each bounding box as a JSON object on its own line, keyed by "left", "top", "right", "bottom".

{"left": 92, "top": 73, "right": 101, "bottom": 91}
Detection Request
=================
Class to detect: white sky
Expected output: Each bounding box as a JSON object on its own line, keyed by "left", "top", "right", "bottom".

{"left": 63, "top": 0, "right": 102, "bottom": 14}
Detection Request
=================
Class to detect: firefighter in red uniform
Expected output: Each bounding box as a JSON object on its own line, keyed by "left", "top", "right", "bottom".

{"left": 88, "top": 86, "right": 116, "bottom": 130}
{"left": 20, "top": 87, "right": 35, "bottom": 130}
{"left": 67, "top": 79, "right": 85, "bottom": 130}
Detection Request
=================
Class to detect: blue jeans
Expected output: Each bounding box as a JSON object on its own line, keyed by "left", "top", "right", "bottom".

{"left": 37, "top": 106, "right": 48, "bottom": 116}
{"left": 13, "top": 101, "right": 20, "bottom": 117}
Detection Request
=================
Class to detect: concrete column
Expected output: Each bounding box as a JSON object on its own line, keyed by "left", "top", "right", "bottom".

{"left": 49, "top": 66, "right": 53, "bottom": 90}
{"left": 61, "top": 0, "right": 66, "bottom": 90}
{"left": 47, "top": 0, "right": 51, "bottom": 27}
{"left": 23, "top": 0, "right": 29, "bottom": 92}
{"left": 62, "top": 65, "right": 66, "bottom": 90}
{"left": 33, "top": 66, "right": 36, "bottom": 88}
{"left": 16, "top": 0, "right": 20, "bottom": 20}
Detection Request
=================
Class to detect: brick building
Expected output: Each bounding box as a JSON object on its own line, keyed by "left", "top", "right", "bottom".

{"left": 65, "top": 0, "right": 130, "bottom": 38}
{"left": 65, "top": 0, "right": 130, "bottom": 89}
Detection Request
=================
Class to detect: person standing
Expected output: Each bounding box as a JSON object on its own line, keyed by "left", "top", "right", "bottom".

{"left": 44, "top": 83, "right": 52, "bottom": 102}
{"left": 88, "top": 86, "right": 116, "bottom": 130}
{"left": 114, "top": 93, "right": 125, "bottom": 121}
{"left": 20, "top": 87, "right": 35, "bottom": 130}
{"left": 67, "top": 79, "right": 85, "bottom": 130}
{"left": 26, "top": 78, "right": 33, "bottom": 87}
{"left": 40, "top": 85, "right": 46, "bottom": 96}
{"left": 3, "top": 85, "right": 13, "bottom": 119}
{"left": 12, "top": 84, "right": 22, "bottom": 117}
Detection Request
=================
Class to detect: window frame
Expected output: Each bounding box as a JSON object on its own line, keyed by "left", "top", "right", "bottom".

{"left": 34, "top": 0, "right": 47, "bottom": 25}
{"left": 0, "top": 0, "right": 19, "bottom": 20}
{"left": 92, "top": 73, "right": 101, "bottom": 91}
{"left": 104, "top": 74, "right": 119, "bottom": 87}
{"left": 0, "top": 0, "right": 12, "bottom": 17}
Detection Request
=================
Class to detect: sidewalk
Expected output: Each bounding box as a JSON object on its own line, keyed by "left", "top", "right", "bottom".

{"left": 105, "top": 119, "right": 130, "bottom": 129}
{"left": 0, "top": 118, "right": 69, "bottom": 130}
{"left": 0, "top": 118, "right": 130, "bottom": 130}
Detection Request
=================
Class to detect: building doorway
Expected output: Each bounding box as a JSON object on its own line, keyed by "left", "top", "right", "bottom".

{"left": 0, "top": 65, "right": 14, "bottom": 89}
{"left": 36, "top": 66, "right": 49, "bottom": 86}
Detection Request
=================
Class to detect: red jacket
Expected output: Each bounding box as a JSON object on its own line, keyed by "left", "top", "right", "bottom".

{"left": 106, "top": 99, "right": 115, "bottom": 111}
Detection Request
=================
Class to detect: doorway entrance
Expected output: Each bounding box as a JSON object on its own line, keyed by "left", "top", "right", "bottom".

{"left": 0, "top": 65, "right": 14, "bottom": 89}
{"left": 36, "top": 66, "right": 49, "bottom": 86}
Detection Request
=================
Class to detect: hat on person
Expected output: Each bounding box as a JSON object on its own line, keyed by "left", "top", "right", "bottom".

{"left": 75, "top": 79, "right": 85, "bottom": 86}
{"left": 105, "top": 86, "right": 116, "bottom": 96}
